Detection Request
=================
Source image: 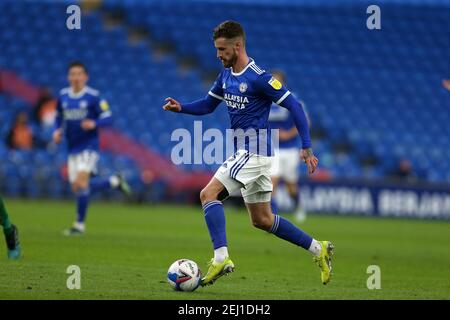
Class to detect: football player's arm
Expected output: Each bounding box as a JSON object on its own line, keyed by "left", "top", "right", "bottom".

{"left": 52, "top": 98, "right": 63, "bottom": 144}
{"left": 163, "top": 72, "right": 223, "bottom": 115}
{"left": 95, "top": 98, "right": 112, "bottom": 127}
{"left": 180, "top": 95, "right": 222, "bottom": 115}
{"left": 279, "top": 95, "right": 311, "bottom": 149}
{"left": 163, "top": 95, "right": 221, "bottom": 115}
{"left": 258, "top": 73, "right": 317, "bottom": 173}
{"left": 83, "top": 98, "right": 112, "bottom": 130}
{"left": 95, "top": 114, "right": 112, "bottom": 127}
{"left": 279, "top": 95, "right": 318, "bottom": 174}
{"left": 257, "top": 74, "right": 311, "bottom": 149}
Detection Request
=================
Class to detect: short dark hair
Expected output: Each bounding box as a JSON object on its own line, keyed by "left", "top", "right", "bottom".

{"left": 213, "top": 20, "right": 245, "bottom": 42}
{"left": 68, "top": 61, "right": 88, "bottom": 74}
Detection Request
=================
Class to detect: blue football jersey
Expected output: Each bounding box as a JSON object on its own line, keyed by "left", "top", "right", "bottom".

{"left": 208, "top": 58, "right": 292, "bottom": 156}
{"left": 56, "top": 86, "right": 112, "bottom": 154}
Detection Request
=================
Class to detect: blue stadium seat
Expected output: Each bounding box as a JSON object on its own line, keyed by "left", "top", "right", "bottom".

{"left": 1, "top": 0, "right": 449, "bottom": 198}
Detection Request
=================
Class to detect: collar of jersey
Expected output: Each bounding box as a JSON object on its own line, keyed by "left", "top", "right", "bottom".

{"left": 68, "top": 86, "right": 87, "bottom": 99}
{"left": 231, "top": 58, "right": 254, "bottom": 76}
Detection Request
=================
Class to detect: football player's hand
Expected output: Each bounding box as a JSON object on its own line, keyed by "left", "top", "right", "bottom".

{"left": 301, "top": 148, "right": 319, "bottom": 174}
{"left": 163, "top": 97, "right": 181, "bottom": 112}
{"left": 52, "top": 129, "right": 63, "bottom": 144}
{"left": 81, "top": 119, "right": 96, "bottom": 130}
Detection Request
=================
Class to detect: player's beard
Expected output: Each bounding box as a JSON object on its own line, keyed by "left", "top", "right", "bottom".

{"left": 222, "top": 51, "right": 238, "bottom": 68}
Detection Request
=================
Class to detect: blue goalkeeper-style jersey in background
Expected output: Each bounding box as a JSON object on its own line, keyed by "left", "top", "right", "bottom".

{"left": 55, "top": 86, "right": 112, "bottom": 154}
{"left": 268, "top": 101, "right": 303, "bottom": 149}
{"left": 208, "top": 58, "right": 292, "bottom": 156}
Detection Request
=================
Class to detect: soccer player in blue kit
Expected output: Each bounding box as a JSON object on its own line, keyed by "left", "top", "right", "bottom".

{"left": 163, "top": 21, "right": 334, "bottom": 285}
{"left": 53, "top": 62, "right": 131, "bottom": 236}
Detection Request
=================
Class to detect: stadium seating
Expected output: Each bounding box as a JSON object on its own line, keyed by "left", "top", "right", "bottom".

{"left": 102, "top": 0, "right": 450, "bottom": 183}
{"left": 0, "top": 0, "right": 449, "bottom": 200}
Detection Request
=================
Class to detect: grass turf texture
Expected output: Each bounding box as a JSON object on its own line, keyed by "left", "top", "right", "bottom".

{"left": 0, "top": 199, "right": 449, "bottom": 300}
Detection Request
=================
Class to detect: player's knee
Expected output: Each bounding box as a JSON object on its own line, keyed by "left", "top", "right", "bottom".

{"left": 251, "top": 215, "right": 273, "bottom": 231}
{"left": 75, "top": 176, "right": 89, "bottom": 190}
{"left": 72, "top": 179, "right": 88, "bottom": 193}
{"left": 75, "top": 180, "right": 88, "bottom": 191}
{"left": 199, "top": 187, "right": 218, "bottom": 205}
{"left": 287, "top": 185, "right": 297, "bottom": 196}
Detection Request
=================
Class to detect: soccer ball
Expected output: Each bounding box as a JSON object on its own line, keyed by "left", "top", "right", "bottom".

{"left": 167, "top": 259, "right": 202, "bottom": 292}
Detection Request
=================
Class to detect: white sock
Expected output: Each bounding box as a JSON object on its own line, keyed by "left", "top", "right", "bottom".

{"left": 214, "top": 246, "right": 229, "bottom": 263}
{"left": 109, "top": 175, "right": 120, "bottom": 188}
{"left": 74, "top": 222, "right": 85, "bottom": 232}
{"left": 308, "top": 239, "right": 322, "bottom": 256}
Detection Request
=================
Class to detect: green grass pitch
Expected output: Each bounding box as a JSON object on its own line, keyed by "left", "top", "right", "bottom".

{"left": 0, "top": 199, "right": 449, "bottom": 299}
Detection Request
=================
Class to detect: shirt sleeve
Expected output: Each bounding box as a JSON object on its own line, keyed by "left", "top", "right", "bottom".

{"left": 255, "top": 72, "right": 291, "bottom": 105}
{"left": 207, "top": 71, "right": 224, "bottom": 101}
{"left": 279, "top": 94, "right": 312, "bottom": 149}
{"left": 93, "top": 96, "right": 112, "bottom": 127}
{"left": 180, "top": 95, "right": 221, "bottom": 115}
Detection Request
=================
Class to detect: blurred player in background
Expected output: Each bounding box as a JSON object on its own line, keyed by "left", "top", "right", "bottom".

{"left": 53, "top": 62, "right": 131, "bottom": 236}
{"left": 269, "top": 70, "right": 308, "bottom": 222}
{"left": 0, "top": 196, "right": 20, "bottom": 259}
{"left": 163, "top": 21, "right": 334, "bottom": 286}
{"left": 443, "top": 78, "right": 450, "bottom": 91}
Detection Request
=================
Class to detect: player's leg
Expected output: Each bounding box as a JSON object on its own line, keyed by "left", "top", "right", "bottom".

{"left": 80, "top": 151, "right": 113, "bottom": 195}
{"left": 245, "top": 199, "right": 333, "bottom": 284}
{"left": 270, "top": 151, "right": 280, "bottom": 215}
{"left": 281, "top": 148, "right": 305, "bottom": 221}
{"left": 89, "top": 176, "right": 113, "bottom": 194}
{"left": 285, "top": 182, "right": 299, "bottom": 207}
{"left": 200, "top": 152, "right": 249, "bottom": 286}
{"left": 0, "top": 195, "right": 21, "bottom": 259}
{"left": 200, "top": 177, "right": 228, "bottom": 261}
{"left": 90, "top": 173, "right": 131, "bottom": 197}
{"left": 65, "top": 170, "right": 90, "bottom": 235}
{"left": 199, "top": 177, "right": 235, "bottom": 286}
{"left": 270, "top": 176, "right": 280, "bottom": 214}
{"left": 64, "top": 151, "right": 97, "bottom": 235}
{"left": 0, "top": 195, "right": 13, "bottom": 232}
{"left": 245, "top": 200, "right": 312, "bottom": 248}
{"left": 243, "top": 155, "right": 334, "bottom": 285}
{"left": 285, "top": 181, "right": 306, "bottom": 222}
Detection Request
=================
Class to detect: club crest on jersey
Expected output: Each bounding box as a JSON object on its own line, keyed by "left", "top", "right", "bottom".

{"left": 62, "top": 102, "right": 68, "bottom": 109}
{"left": 239, "top": 82, "right": 248, "bottom": 93}
{"left": 79, "top": 100, "right": 88, "bottom": 109}
{"left": 268, "top": 77, "right": 282, "bottom": 90}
